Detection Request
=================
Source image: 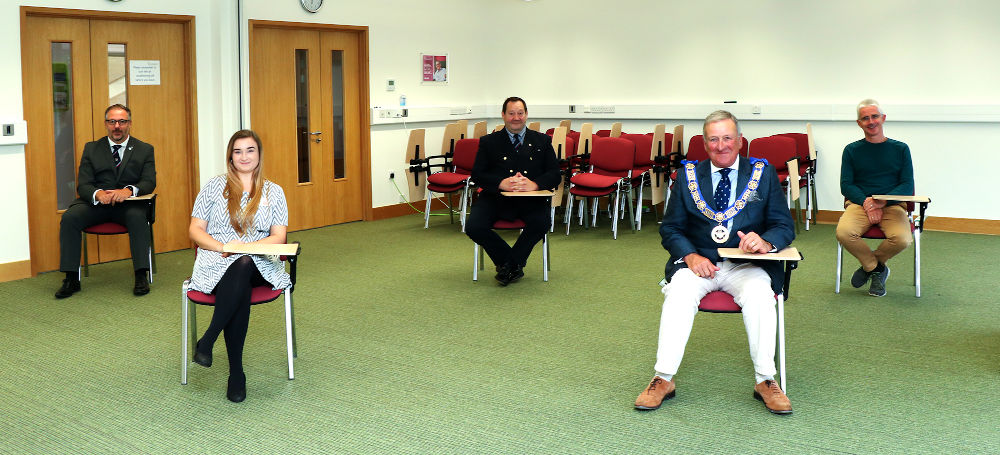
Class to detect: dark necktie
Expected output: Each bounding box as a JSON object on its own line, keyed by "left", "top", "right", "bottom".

{"left": 112, "top": 144, "right": 122, "bottom": 167}
{"left": 714, "top": 168, "right": 732, "bottom": 210}
{"left": 511, "top": 134, "right": 520, "bottom": 151}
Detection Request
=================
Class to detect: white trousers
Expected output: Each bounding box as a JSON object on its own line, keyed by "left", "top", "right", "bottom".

{"left": 654, "top": 261, "right": 777, "bottom": 382}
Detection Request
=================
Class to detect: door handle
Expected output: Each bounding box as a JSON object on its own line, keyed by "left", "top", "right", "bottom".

{"left": 310, "top": 131, "right": 322, "bottom": 143}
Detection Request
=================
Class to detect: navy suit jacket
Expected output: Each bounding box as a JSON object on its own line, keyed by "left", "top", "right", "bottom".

{"left": 73, "top": 136, "right": 156, "bottom": 206}
{"left": 471, "top": 128, "right": 561, "bottom": 198}
{"left": 660, "top": 156, "right": 794, "bottom": 293}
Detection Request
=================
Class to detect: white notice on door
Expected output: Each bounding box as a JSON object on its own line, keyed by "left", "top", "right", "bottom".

{"left": 129, "top": 60, "right": 161, "bottom": 85}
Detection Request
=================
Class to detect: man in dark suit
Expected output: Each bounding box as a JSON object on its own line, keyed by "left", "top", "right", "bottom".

{"left": 634, "top": 110, "right": 795, "bottom": 415}
{"left": 55, "top": 104, "right": 156, "bottom": 298}
{"left": 466, "top": 97, "right": 560, "bottom": 285}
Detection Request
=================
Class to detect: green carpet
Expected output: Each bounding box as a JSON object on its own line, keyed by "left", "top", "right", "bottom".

{"left": 1, "top": 213, "right": 998, "bottom": 454}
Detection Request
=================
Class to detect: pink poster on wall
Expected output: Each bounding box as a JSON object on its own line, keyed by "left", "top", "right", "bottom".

{"left": 421, "top": 53, "right": 448, "bottom": 83}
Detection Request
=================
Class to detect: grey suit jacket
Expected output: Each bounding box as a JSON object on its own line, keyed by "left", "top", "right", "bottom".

{"left": 74, "top": 136, "right": 156, "bottom": 206}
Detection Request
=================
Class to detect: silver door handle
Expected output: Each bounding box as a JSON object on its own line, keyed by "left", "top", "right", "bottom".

{"left": 309, "top": 131, "right": 322, "bottom": 135}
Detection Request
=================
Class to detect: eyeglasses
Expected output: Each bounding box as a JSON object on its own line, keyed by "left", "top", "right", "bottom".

{"left": 859, "top": 114, "right": 883, "bottom": 122}
{"left": 105, "top": 119, "right": 130, "bottom": 126}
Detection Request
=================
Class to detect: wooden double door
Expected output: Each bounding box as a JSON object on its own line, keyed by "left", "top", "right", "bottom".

{"left": 21, "top": 10, "right": 196, "bottom": 275}
{"left": 249, "top": 23, "right": 369, "bottom": 230}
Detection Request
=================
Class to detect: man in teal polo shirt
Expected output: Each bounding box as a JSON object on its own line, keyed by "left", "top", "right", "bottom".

{"left": 836, "top": 99, "right": 914, "bottom": 297}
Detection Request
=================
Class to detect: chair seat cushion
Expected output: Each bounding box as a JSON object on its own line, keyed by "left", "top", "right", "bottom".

{"left": 188, "top": 286, "right": 284, "bottom": 305}
{"left": 427, "top": 183, "right": 467, "bottom": 193}
{"left": 84, "top": 222, "right": 129, "bottom": 235}
{"left": 427, "top": 172, "right": 469, "bottom": 186}
{"left": 569, "top": 186, "right": 617, "bottom": 197}
{"left": 698, "top": 291, "right": 741, "bottom": 312}
{"left": 492, "top": 219, "right": 527, "bottom": 230}
{"left": 571, "top": 173, "right": 621, "bottom": 188}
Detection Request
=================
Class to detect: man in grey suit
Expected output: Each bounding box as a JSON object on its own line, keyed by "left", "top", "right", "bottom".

{"left": 56, "top": 104, "right": 156, "bottom": 298}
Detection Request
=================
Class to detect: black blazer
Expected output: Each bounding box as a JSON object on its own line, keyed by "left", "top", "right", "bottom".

{"left": 660, "top": 156, "right": 795, "bottom": 293}
{"left": 471, "top": 128, "right": 561, "bottom": 198}
{"left": 74, "top": 136, "right": 156, "bottom": 206}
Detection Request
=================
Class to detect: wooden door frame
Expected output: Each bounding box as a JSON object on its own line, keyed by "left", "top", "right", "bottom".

{"left": 248, "top": 20, "right": 373, "bottom": 221}
{"left": 19, "top": 6, "right": 200, "bottom": 275}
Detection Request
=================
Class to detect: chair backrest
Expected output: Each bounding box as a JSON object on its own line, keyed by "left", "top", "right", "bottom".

{"left": 441, "top": 122, "right": 463, "bottom": 156}
{"left": 774, "top": 133, "right": 810, "bottom": 174}
{"left": 595, "top": 129, "right": 611, "bottom": 137}
{"left": 472, "top": 120, "right": 487, "bottom": 139}
{"left": 739, "top": 136, "right": 749, "bottom": 157}
{"left": 686, "top": 135, "right": 709, "bottom": 162}
{"left": 559, "top": 119, "right": 572, "bottom": 130}
{"left": 564, "top": 136, "right": 577, "bottom": 159}
{"left": 455, "top": 119, "right": 468, "bottom": 139}
{"left": 527, "top": 121, "right": 540, "bottom": 132}
{"left": 610, "top": 122, "right": 622, "bottom": 138}
{"left": 620, "top": 133, "right": 654, "bottom": 167}
{"left": 748, "top": 136, "right": 797, "bottom": 171}
{"left": 589, "top": 137, "right": 634, "bottom": 177}
{"left": 451, "top": 138, "right": 479, "bottom": 174}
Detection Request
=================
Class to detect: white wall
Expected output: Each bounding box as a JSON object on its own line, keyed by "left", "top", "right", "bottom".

{"left": 1, "top": 0, "right": 998, "bottom": 267}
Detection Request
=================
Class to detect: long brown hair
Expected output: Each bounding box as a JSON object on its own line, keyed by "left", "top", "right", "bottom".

{"left": 224, "top": 129, "right": 265, "bottom": 236}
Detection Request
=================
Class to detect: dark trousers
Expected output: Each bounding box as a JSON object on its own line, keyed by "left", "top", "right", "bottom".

{"left": 465, "top": 194, "right": 550, "bottom": 268}
{"left": 198, "top": 256, "right": 268, "bottom": 375}
{"left": 59, "top": 201, "right": 151, "bottom": 272}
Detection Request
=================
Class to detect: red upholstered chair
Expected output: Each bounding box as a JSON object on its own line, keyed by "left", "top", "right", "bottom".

{"left": 595, "top": 129, "right": 611, "bottom": 137}
{"left": 424, "top": 138, "right": 479, "bottom": 231}
{"left": 775, "top": 132, "right": 814, "bottom": 230}
{"left": 620, "top": 133, "right": 655, "bottom": 229}
{"left": 82, "top": 194, "right": 157, "bottom": 282}
{"left": 180, "top": 242, "right": 301, "bottom": 385}
{"left": 565, "top": 136, "right": 634, "bottom": 239}
{"left": 473, "top": 218, "right": 550, "bottom": 282}
{"left": 749, "top": 136, "right": 800, "bottom": 230}
{"left": 696, "top": 249, "right": 800, "bottom": 392}
{"left": 835, "top": 196, "right": 930, "bottom": 297}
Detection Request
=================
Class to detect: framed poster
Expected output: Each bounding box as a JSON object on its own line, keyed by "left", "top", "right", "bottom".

{"left": 421, "top": 53, "right": 448, "bottom": 84}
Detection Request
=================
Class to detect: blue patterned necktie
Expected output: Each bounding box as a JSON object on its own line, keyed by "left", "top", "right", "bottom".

{"left": 511, "top": 133, "right": 520, "bottom": 151}
{"left": 112, "top": 144, "right": 122, "bottom": 167}
{"left": 714, "top": 168, "right": 731, "bottom": 210}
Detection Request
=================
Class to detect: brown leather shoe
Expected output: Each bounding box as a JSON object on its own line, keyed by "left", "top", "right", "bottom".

{"left": 634, "top": 376, "right": 675, "bottom": 410}
{"left": 753, "top": 380, "right": 792, "bottom": 415}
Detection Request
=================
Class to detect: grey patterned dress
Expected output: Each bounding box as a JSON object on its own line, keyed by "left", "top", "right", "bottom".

{"left": 188, "top": 175, "right": 291, "bottom": 293}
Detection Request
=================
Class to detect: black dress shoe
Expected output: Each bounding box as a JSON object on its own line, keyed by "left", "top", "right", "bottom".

{"left": 227, "top": 373, "right": 246, "bottom": 403}
{"left": 55, "top": 279, "right": 81, "bottom": 299}
{"left": 506, "top": 264, "right": 524, "bottom": 284}
{"left": 133, "top": 275, "right": 150, "bottom": 296}
{"left": 495, "top": 263, "right": 512, "bottom": 286}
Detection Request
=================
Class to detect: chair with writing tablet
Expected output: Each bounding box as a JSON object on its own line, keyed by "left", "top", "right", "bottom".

{"left": 473, "top": 192, "right": 552, "bottom": 282}
{"left": 699, "top": 247, "right": 802, "bottom": 392}
{"left": 181, "top": 242, "right": 301, "bottom": 385}
{"left": 82, "top": 193, "right": 157, "bottom": 282}
{"left": 835, "top": 195, "right": 930, "bottom": 297}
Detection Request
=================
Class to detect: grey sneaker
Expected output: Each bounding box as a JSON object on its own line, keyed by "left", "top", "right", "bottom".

{"left": 868, "top": 265, "right": 890, "bottom": 297}
{"left": 850, "top": 267, "right": 871, "bottom": 288}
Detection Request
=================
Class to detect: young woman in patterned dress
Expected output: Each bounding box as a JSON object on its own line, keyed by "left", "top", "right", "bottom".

{"left": 187, "top": 129, "right": 290, "bottom": 402}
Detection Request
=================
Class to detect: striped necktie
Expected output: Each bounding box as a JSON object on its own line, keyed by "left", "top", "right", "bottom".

{"left": 112, "top": 144, "right": 122, "bottom": 167}
{"left": 511, "top": 134, "right": 520, "bottom": 151}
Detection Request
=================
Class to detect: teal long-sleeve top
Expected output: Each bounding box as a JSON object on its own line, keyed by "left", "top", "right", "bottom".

{"left": 840, "top": 138, "right": 914, "bottom": 205}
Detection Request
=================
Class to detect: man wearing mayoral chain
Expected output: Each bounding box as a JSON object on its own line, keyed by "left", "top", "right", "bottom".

{"left": 634, "top": 110, "right": 795, "bottom": 415}
{"left": 836, "top": 99, "right": 913, "bottom": 297}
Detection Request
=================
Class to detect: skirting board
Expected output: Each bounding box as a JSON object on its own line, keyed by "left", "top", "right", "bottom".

{"left": 0, "top": 260, "right": 31, "bottom": 283}
{"left": 372, "top": 198, "right": 451, "bottom": 221}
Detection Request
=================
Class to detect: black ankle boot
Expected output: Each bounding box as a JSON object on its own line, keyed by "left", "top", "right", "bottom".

{"left": 227, "top": 373, "right": 246, "bottom": 403}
